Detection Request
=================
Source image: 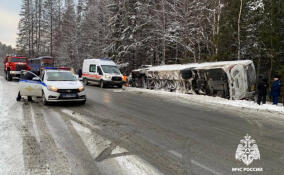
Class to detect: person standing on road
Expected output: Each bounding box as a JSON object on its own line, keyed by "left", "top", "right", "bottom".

{"left": 257, "top": 78, "right": 268, "bottom": 105}
{"left": 78, "top": 69, "right": 82, "bottom": 78}
{"left": 270, "top": 75, "right": 282, "bottom": 105}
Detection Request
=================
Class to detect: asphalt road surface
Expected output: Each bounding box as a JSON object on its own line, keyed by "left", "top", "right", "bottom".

{"left": 1, "top": 72, "right": 284, "bottom": 175}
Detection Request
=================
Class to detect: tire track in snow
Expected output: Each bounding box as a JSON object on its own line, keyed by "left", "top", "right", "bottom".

{"left": 40, "top": 106, "right": 101, "bottom": 175}
{"left": 21, "top": 103, "right": 49, "bottom": 175}
{"left": 30, "top": 103, "right": 71, "bottom": 175}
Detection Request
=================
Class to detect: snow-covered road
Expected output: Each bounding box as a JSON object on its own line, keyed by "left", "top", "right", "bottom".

{"left": 0, "top": 76, "right": 284, "bottom": 175}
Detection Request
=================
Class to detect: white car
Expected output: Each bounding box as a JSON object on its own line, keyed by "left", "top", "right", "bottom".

{"left": 17, "top": 69, "right": 86, "bottom": 105}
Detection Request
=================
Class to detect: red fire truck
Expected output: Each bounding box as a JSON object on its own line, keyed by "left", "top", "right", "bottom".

{"left": 4, "top": 56, "right": 31, "bottom": 81}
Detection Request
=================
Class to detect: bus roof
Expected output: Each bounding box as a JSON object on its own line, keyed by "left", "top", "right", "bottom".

{"left": 30, "top": 56, "right": 53, "bottom": 60}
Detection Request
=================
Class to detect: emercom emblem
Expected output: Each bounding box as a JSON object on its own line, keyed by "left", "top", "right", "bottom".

{"left": 235, "top": 134, "right": 260, "bottom": 166}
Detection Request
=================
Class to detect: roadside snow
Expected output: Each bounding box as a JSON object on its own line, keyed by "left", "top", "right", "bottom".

{"left": 126, "top": 87, "right": 284, "bottom": 114}
{"left": 0, "top": 78, "right": 25, "bottom": 174}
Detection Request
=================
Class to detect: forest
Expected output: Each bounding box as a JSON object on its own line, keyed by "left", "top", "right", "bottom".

{"left": 0, "top": 42, "right": 15, "bottom": 60}
{"left": 15, "top": 0, "right": 283, "bottom": 82}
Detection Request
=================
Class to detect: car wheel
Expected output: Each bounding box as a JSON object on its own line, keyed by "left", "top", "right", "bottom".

{"left": 79, "top": 100, "right": 86, "bottom": 105}
{"left": 16, "top": 92, "right": 22, "bottom": 101}
{"left": 28, "top": 96, "right": 33, "bottom": 102}
{"left": 83, "top": 78, "right": 89, "bottom": 85}
{"left": 6, "top": 71, "right": 12, "bottom": 81}
{"left": 118, "top": 84, "right": 123, "bottom": 88}
{"left": 42, "top": 91, "right": 49, "bottom": 105}
{"left": 100, "top": 81, "right": 105, "bottom": 88}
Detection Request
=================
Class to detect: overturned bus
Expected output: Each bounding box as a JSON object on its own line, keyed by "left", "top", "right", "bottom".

{"left": 130, "top": 60, "right": 256, "bottom": 100}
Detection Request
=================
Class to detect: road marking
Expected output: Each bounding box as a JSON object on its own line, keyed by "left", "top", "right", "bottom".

{"left": 30, "top": 105, "right": 41, "bottom": 143}
{"left": 168, "top": 150, "right": 223, "bottom": 175}
{"left": 71, "top": 120, "right": 165, "bottom": 175}
{"left": 61, "top": 109, "right": 102, "bottom": 130}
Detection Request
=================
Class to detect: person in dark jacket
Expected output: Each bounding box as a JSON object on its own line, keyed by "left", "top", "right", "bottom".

{"left": 78, "top": 69, "right": 82, "bottom": 78}
{"left": 270, "top": 75, "right": 282, "bottom": 105}
{"left": 257, "top": 78, "right": 268, "bottom": 105}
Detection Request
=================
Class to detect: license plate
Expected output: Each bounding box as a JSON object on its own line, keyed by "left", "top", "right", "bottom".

{"left": 61, "top": 93, "right": 77, "bottom": 98}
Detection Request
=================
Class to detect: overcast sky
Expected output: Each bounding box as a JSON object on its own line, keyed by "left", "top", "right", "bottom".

{"left": 0, "top": 0, "right": 21, "bottom": 47}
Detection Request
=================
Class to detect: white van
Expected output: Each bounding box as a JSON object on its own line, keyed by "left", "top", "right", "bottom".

{"left": 82, "top": 58, "right": 124, "bottom": 88}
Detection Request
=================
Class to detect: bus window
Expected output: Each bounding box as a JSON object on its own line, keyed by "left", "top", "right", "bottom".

{"left": 41, "top": 58, "right": 54, "bottom": 67}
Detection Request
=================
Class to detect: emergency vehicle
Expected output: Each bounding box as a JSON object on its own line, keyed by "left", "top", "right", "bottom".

{"left": 82, "top": 58, "right": 124, "bottom": 88}
{"left": 4, "top": 56, "right": 31, "bottom": 81}
{"left": 17, "top": 68, "right": 86, "bottom": 105}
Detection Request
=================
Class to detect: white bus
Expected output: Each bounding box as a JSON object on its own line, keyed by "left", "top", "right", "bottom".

{"left": 131, "top": 60, "right": 256, "bottom": 100}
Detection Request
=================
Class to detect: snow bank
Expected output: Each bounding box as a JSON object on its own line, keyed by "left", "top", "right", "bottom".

{"left": 126, "top": 87, "right": 284, "bottom": 114}
{"left": 0, "top": 78, "right": 25, "bottom": 174}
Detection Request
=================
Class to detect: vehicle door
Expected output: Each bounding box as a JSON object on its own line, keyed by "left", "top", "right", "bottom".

{"left": 230, "top": 65, "right": 246, "bottom": 99}
{"left": 19, "top": 71, "right": 43, "bottom": 97}
{"left": 89, "top": 64, "right": 99, "bottom": 81}
{"left": 97, "top": 66, "right": 103, "bottom": 80}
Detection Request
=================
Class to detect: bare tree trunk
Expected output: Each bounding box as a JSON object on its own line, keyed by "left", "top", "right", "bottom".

{"left": 27, "top": 0, "right": 31, "bottom": 57}
{"left": 174, "top": 1, "right": 178, "bottom": 63}
{"left": 35, "top": 0, "right": 38, "bottom": 56}
{"left": 198, "top": 41, "right": 201, "bottom": 61}
{"left": 215, "top": 0, "right": 222, "bottom": 56}
{"left": 237, "top": 0, "right": 243, "bottom": 60}
{"left": 161, "top": 0, "right": 166, "bottom": 65}
{"left": 37, "top": 0, "right": 42, "bottom": 55}
{"left": 31, "top": 0, "right": 34, "bottom": 57}
{"left": 50, "top": 0, "right": 53, "bottom": 57}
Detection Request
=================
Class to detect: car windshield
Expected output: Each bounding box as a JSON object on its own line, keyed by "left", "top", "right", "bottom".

{"left": 9, "top": 58, "right": 27, "bottom": 63}
{"left": 101, "top": 65, "right": 121, "bottom": 74}
{"left": 47, "top": 71, "right": 77, "bottom": 81}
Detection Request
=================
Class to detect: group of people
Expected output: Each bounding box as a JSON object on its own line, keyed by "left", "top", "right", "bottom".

{"left": 257, "top": 75, "right": 282, "bottom": 105}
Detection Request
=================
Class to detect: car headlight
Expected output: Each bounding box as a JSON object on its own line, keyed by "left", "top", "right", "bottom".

{"left": 105, "top": 75, "right": 111, "bottom": 79}
{"left": 79, "top": 86, "right": 85, "bottom": 92}
{"left": 47, "top": 85, "right": 58, "bottom": 92}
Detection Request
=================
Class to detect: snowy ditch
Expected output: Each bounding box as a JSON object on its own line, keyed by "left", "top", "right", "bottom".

{"left": 61, "top": 109, "right": 164, "bottom": 175}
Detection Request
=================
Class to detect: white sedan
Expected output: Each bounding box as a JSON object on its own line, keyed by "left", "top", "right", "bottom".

{"left": 17, "top": 69, "right": 86, "bottom": 105}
